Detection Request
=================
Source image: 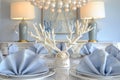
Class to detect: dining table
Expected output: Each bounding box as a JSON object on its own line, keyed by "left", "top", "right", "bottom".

{"left": 0, "top": 42, "right": 120, "bottom": 80}
{"left": 30, "top": 55, "right": 120, "bottom": 80}
{"left": 43, "top": 57, "right": 81, "bottom": 80}
{"left": 0, "top": 55, "right": 82, "bottom": 80}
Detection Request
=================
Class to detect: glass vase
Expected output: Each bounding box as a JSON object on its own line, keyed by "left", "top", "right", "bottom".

{"left": 55, "top": 51, "right": 70, "bottom": 68}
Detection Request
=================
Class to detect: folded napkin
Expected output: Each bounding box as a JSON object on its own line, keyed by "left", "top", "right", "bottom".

{"left": 56, "top": 42, "right": 66, "bottom": 51}
{"left": 105, "top": 44, "right": 120, "bottom": 61}
{"left": 29, "top": 43, "right": 48, "bottom": 54}
{"left": 56, "top": 42, "right": 73, "bottom": 54}
{"left": 8, "top": 44, "right": 19, "bottom": 54}
{"left": 0, "top": 49, "right": 49, "bottom": 75}
{"left": 77, "top": 49, "right": 120, "bottom": 76}
{"left": 51, "top": 42, "right": 65, "bottom": 54}
{"left": 80, "top": 43, "right": 97, "bottom": 55}
{"left": 0, "top": 51, "right": 4, "bottom": 63}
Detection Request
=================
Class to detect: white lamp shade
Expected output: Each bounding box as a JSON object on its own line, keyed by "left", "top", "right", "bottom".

{"left": 80, "top": 1, "right": 105, "bottom": 19}
{"left": 11, "top": 1, "right": 35, "bottom": 20}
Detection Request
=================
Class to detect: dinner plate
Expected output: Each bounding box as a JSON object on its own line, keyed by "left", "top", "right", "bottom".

{"left": 70, "top": 68, "right": 120, "bottom": 80}
{"left": 70, "top": 68, "right": 98, "bottom": 80}
{"left": 0, "top": 68, "right": 55, "bottom": 80}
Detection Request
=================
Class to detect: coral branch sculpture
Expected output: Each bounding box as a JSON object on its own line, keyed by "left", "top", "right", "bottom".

{"left": 29, "top": 20, "right": 93, "bottom": 54}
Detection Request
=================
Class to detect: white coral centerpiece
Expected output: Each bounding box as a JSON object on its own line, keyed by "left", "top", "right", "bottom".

{"left": 29, "top": 20, "right": 92, "bottom": 67}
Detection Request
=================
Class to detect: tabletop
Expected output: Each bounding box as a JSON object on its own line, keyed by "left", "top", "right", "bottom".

{"left": 41, "top": 56, "right": 81, "bottom": 80}
{"left": 0, "top": 55, "right": 119, "bottom": 80}
{"left": 0, "top": 56, "right": 82, "bottom": 80}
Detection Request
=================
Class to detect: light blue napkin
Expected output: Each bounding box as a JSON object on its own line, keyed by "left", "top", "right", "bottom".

{"left": 0, "top": 49, "right": 49, "bottom": 75}
{"left": 0, "top": 51, "right": 4, "bottom": 63}
{"left": 80, "top": 43, "right": 97, "bottom": 55}
{"left": 77, "top": 49, "right": 120, "bottom": 76}
{"left": 105, "top": 44, "right": 120, "bottom": 61}
{"left": 49, "top": 42, "right": 66, "bottom": 55}
{"left": 8, "top": 44, "right": 19, "bottom": 54}
{"left": 56, "top": 42, "right": 66, "bottom": 51}
{"left": 56, "top": 42, "right": 73, "bottom": 54}
{"left": 29, "top": 43, "right": 48, "bottom": 54}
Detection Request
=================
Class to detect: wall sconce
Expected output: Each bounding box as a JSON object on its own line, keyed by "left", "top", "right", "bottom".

{"left": 80, "top": 1, "right": 105, "bottom": 42}
{"left": 11, "top": 1, "right": 35, "bottom": 42}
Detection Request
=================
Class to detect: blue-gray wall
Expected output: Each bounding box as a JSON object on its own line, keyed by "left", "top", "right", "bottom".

{"left": 0, "top": 0, "right": 1, "bottom": 25}
{"left": 97, "top": 0, "right": 120, "bottom": 42}
{"left": 0, "top": 0, "right": 120, "bottom": 42}
{"left": 0, "top": 0, "right": 41, "bottom": 42}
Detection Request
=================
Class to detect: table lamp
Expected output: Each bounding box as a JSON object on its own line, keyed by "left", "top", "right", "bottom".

{"left": 11, "top": 1, "right": 35, "bottom": 42}
{"left": 80, "top": 1, "right": 105, "bottom": 42}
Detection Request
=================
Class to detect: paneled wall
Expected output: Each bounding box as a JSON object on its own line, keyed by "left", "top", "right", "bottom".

{"left": 0, "top": 0, "right": 120, "bottom": 42}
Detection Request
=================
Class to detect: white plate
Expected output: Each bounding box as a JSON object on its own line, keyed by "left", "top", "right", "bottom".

{"left": 70, "top": 68, "right": 120, "bottom": 80}
{"left": 0, "top": 68, "right": 55, "bottom": 80}
{"left": 70, "top": 68, "right": 97, "bottom": 80}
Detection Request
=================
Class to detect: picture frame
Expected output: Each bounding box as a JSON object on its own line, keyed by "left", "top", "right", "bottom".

{"left": 43, "top": 10, "right": 77, "bottom": 34}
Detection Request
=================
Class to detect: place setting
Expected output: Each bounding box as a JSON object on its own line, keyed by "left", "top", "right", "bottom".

{"left": 0, "top": 49, "right": 55, "bottom": 80}
{"left": 70, "top": 43, "right": 120, "bottom": 80}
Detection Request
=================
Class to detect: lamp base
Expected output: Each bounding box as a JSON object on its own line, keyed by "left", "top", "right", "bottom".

{"left": 88, "top": 40, "right": 97, "bottom": 43}
{"left": 18, "top": 40, "right": 28, "bottom": 42}
{"left": 88, "top": 19, "right": 98, "bottom": 43}
{"left": 19, "top": 19, "right": 28, "bottom": 42}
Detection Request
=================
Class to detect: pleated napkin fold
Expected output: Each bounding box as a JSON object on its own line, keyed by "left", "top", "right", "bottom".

{"left": 80, "top": 43, "right": 97, "bottom": 55}
{"left": 28, "top": 43, "right": 48, "bottom": 54}
{"left": 56, "top": 42, "right": 66, "bottom": 51}
{"left": 56, "top": 42, "right": 73, "bottom": 54}
{"left": 0, "top": 51, "right": 4, "bottom": 63}
{"left": 0, "top": 49, "right": 49, "bottom": 75}
{"left": 8, "top": 44, "right": 19, "bottom": 54}
{"left": 77, "top": 49, "right": 120, "bottom": 76}
{"left": 105, "top": 44, "right": 120, "bottom": 61}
